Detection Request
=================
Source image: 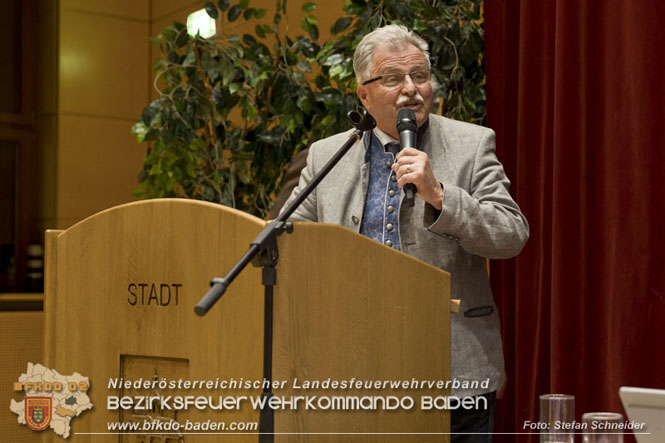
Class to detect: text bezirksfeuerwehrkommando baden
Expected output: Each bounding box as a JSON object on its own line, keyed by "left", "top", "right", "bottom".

{"left": 106, "top": 377, "right": 491, "bottom": 412}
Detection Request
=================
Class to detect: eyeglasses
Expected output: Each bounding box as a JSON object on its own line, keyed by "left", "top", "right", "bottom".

{"left": 361, "top": 70, "right": 431, "bottom": 87}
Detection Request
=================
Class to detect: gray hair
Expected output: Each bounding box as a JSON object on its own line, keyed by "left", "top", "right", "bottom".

{"left": 353, "top": 24, "right": 432, "bottom": 84}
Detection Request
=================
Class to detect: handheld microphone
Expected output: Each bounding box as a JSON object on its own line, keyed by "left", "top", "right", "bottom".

{"left": 396, "top": 108, "right": 417, "bottom": 207}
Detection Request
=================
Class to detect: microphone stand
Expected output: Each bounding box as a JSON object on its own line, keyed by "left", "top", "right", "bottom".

{"left": 194, "top": 110, "right": 376, "bottom": 443}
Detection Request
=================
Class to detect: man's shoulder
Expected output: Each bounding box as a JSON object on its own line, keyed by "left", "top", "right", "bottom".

{"left": 308, "top": 128, "right": 364, "bottom": 165}
{"left": 311, "top": 129, "right": 357, "bottom": 150}
{"left": 429, "top": 114, "right": 494, "bottom": 138}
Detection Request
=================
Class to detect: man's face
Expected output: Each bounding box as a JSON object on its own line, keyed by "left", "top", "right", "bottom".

{"left": 356, "top": 44, "right": 434, "bottom": 139}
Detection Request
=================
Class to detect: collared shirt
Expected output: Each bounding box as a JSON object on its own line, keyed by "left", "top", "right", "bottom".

{"left": 359, "top": 129, "right": 402, "bottom": 250}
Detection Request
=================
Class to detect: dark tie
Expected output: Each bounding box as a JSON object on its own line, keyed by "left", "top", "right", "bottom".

{"left": 384, "top": 141, "right": 401, "bottom": 156}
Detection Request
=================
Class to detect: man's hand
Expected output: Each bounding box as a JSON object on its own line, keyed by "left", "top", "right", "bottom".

{"left": 392, "top": 147, "right": 444, "bottom": 210}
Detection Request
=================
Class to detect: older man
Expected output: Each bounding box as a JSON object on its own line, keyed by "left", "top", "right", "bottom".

{"left": 281, "top": 25, "right": 529, "bottom": 441}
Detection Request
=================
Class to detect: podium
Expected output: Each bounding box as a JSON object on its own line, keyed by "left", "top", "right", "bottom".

{"left": 43, "top": 199, "right": 451, "bottom": 442}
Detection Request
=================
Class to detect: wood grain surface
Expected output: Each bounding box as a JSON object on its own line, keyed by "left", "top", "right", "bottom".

{"left": 41, "top": 199, "right": 451, "bottom": 443}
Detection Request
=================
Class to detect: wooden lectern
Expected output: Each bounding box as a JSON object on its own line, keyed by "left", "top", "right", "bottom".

{"left": 43, "top": 199, "right": 451, "bottom": 442}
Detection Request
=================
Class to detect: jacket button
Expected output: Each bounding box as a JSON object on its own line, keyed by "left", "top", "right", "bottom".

{"left": 387, "top": 206, "right": 394, "bottom": 213}
{"left": 351, "top": 215, "right": 359, "bottom": 224}
{"left": 386, "top": 240, "right": 393, "bottom": 247}
{"left": 386, "top": 223, "right": 393, "bottom": 231}
{"left": 389, "top": 190, "right": 396, "bottom": 197}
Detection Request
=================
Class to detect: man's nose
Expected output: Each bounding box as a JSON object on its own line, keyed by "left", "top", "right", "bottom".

{"left": 400, "top": 74, "right": 417, "bottom": 94}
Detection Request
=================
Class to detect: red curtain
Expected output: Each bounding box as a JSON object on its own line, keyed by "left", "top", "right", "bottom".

{"left": 484, "top": 1, "right": 665, "bottom": 441}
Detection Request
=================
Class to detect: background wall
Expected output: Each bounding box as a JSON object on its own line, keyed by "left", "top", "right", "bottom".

{"left": 0, "top": 0, "right": 344, "bottom": 291}
{"left": 43, "top": 0, "right": 151, "bottom": 230}
{"left": 0, "top": 0, "right": 347, "bottom": 292}
{"left": 36, "top": 0, "right": 344, "bottom": 233}
{"left": 1, "top": 1, "right": 343, "bottom": 440}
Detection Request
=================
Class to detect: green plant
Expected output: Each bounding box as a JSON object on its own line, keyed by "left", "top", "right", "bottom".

{"left": 132, "top": 0, "right": 485, "bottom": 218}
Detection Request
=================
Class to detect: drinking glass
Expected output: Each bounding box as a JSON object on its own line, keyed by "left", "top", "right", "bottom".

{"left": 582, "top": 412, "right": 624, "bottom": 443}
{"left": 540, "top": 394, "right": 575, "bottom": 443}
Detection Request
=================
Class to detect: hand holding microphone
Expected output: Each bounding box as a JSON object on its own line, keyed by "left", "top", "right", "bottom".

{"left": 392, "top": 108, "right": 444, "bottom": 210}
{"left": 396, "top": 109, "right": 418, "bottom": 207}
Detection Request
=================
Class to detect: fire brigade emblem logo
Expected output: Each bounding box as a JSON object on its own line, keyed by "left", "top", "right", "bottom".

{"left": 25, "top": 397, "right": 52, "bottom": 431}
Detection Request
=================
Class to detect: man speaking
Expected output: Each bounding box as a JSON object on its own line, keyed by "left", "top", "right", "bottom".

{"left": 281, "top": 24, "right": 529, "bottom": 442}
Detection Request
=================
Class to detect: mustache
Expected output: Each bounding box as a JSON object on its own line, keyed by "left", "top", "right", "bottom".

{"left": 396, "top": 93, "right": 424, "bottom": 106}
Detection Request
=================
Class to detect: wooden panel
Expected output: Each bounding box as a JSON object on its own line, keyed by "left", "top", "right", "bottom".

{"left": 59, "top": 9, "right": 150, "bottom": 120}
{"left": 40, "top": 200, "right": 450, "bottom": 441}
{"left": 274, "top": 222, "right": 451, "bottom": 442}
{"left": 43, "top": 229, "right": 61, "bottom": 365}
{"left": 56, "top": 114, "right": 145, "bottom": 229}
{"left": 151, "top": 0, "right": 200, "bottom": 21}
{"left": 0, "top": 293, "right": 43, "bottom": 311}
{"left": 61, "top": 0, "right": 149, "bottom": 20}
{"left": 118, "top": 355, "right": 190, "bottom": 443}
{"left": 44, "top": 200, "right": 265, "bottom": 442}
{"left": 0, "top": 311, "right": 44, "bottom": 443}
{"left": 36, "top": 7, "right": 58, "bottom": 115}
{"left": 35, "top": 115, "right": 58, "bottom": 232}
{"left": 38, "top": 0, "right": 58, "bottom": 14}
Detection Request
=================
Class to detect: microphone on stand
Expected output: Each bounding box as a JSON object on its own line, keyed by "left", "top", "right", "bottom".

{"left": 396, "top": 108, "right": 418, "bottom": 207}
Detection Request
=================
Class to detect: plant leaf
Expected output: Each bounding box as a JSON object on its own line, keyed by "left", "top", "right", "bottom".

{"left": 302, "top": 2, "right": 316, "bottom": 12}
{"left": 321, "top": 114, "right": 335, "bottom": 126}
{"left": 182, "top": 51, "right": 196, "bottom": 65}
{"left": 175, "top": 30, "right": 189, "bottom": 47}
{"left": 331, "top": 17, "right": 353, "bottom": 34}
{"left": 228, "top": 5, "right": 242, "bottom": 22}
{"left": 204, "top": 1, "right": 219, "bottom": 19}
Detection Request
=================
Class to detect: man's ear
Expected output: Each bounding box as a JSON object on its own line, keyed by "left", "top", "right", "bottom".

{"left": 356, "top": 85, "right": 369, "bottom": 108}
